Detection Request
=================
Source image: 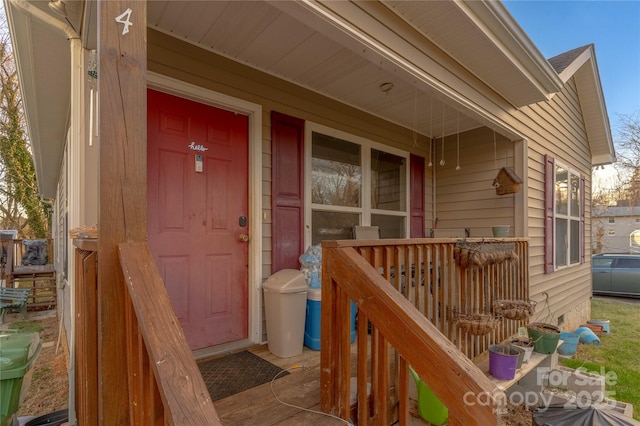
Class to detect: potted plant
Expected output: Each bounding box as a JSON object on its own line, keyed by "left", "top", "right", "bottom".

{"left": 510, "top": 337, "right": 534, "bottom": 363}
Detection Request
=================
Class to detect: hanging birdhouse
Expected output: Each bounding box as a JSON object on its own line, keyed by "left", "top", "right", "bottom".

{"left": 493, "top": 167, "right": 522, "bottom": 195}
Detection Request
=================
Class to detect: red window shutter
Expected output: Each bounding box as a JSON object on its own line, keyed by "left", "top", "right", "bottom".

{"left": 544, "top": 155, "right": 555, "bottom": 274}
{"left": 580, "top": 175, "right": 586, "bottom": 263}
{"left": 410, "top": 154, "right": 425, "bottom": 238}
{"left": 271, "top": 112, "right": 305, "bottom": 273}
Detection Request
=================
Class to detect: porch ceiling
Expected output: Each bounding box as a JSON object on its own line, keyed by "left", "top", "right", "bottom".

{"left": 4, "top": 0, "right": 81, "bottom": 199}
{"left": 145, "top": 0, "right": 554, "bottom": 139}
{"left": 8, "top": 0, "right": 571, "bottom": 199}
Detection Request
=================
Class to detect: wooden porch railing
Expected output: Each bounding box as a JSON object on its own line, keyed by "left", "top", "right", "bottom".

{"left": 321, "top": 238, "right": 529, "bottom": 425}
{"left": 73, "top": 239, "right": 220, "bottom": 424}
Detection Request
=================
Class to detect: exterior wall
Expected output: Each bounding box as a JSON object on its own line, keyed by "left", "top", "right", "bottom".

{"left": 83, "top": 73, "right": 100, "bottom": 226}
{"left": 148, "top": 30, "right": 429, "bottom": 342}
{"left": 519, "top": 77, "right": 593, "bottom": 329}
{"left": 147, "top": 29, "right": 595, "bottom": 338}
{"left": 53, "top": 57, "right": 100, "bottom": 350}
{"left": 148, "top": 29, "right": 430, "bottom": 269}
{"left": 592, "top": 206, "right": 640, "bottom": 253}
{"left": 434, "top": 127, "right": 516, "bottom": 237}
{"left": 55, "top": 145, "right": 71, "bottom": 348}
{"left": 560, "top": 297, "right": 591, "bottom": 332}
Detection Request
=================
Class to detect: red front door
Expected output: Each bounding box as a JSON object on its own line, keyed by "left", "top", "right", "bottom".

{"left": 147, "top": 89, "right": 249, "bottom": 350}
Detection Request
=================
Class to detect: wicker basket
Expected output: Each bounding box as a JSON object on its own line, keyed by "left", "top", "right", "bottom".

{"left": 454, "top": 240, "right": 518, "bottom": 268}
{"left": 453, "top": 309, "right": 502, "bottom": 336}
{"left": 493, "top": 299, "right": 537, "bottom": 321}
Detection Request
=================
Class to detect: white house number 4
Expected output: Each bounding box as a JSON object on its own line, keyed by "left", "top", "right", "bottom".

{"left": 115, "top": 8, "right": 133, "bottom": 35}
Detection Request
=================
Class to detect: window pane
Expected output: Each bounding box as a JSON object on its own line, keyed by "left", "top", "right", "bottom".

{"left": 616, "top": 258, "right": 640, "bottom": 268}
{"left": 570, "top": 219, "right": 579, "bottom": 264}
{"left": 312, "top": 133, "right": 361, "bottom": 207}
{"left": 311, "top": 210, "right": 359, "bottom": 245}
{"left": 371, "top": 149, "right": 406, "bottom": 211}
{"left": 555, "top": 166, "right": 568, "bottom": 215}
{"left": 555, "top": 218, "right": 568, "bottom": 267}
{"left": 371, "top": 214, "right": 405, "bottom": 238}
{"left": 592, "top": 257, "right": 614, "bottom": 268}
{"left": 570, "top": 174, "right": 580, "bottom": 218}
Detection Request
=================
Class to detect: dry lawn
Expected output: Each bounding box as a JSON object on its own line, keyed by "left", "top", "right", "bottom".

{"left": 2, "top": 310, "right": 69, "bottom": 418}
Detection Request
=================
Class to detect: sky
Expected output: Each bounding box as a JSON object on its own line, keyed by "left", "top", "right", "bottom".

{"left": 503, "top": 0, "right": 640, "bottom": 140}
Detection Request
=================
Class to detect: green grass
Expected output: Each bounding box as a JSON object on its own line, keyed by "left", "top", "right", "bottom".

{"left": 561, "top": 298, "right": 640, "bottom": 420}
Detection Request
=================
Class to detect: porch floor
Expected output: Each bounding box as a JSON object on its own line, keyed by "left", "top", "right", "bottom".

{"left": 209, "top": 344, "right": 429, "bottom": 425}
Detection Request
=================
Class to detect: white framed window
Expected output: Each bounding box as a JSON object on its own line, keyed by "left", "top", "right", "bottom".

{"left": 554, "top": 163, "right": 582, "bottom": 268}
{"left": 305, "top": 123, "right": 409, "bottom": 245}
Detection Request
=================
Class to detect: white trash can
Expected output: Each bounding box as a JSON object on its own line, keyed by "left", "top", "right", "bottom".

{"left": 263, "top": 269, "right": 308, "bottom": 358}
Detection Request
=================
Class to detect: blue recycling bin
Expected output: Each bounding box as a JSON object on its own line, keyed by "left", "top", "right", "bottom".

{"left": 304, "top": 288, "right": 356, "bottom": 350}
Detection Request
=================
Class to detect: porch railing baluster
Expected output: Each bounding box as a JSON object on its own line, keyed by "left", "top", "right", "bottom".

{"left": 321, "top": 237, "right": 528, "bottom": 424}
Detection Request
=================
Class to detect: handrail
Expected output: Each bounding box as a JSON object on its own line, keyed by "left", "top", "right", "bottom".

{"left": 118, "top": 242, "right": 221, "bottom": 425}
{"left": 326, "top": 237, "right": 529, "bottom": 360}
{"left": 321, "top": 244, "right": 506, "bottom": 425}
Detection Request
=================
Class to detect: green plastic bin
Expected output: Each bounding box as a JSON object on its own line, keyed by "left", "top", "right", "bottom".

{"left": 0, "top": 330, "right": 42, "bottom": 426}
{"left": 409, "top": 367, "right": 449, "bottom": 426}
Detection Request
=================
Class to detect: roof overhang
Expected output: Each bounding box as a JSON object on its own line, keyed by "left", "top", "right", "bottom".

{"left": 4, "top": 0, "right": 80, "bottom": 199}
{"left": 382, "top": 0, "right": 563, "bottom": 107}
{"left": 556, "top": 46, "right": 615, "bottom": 166}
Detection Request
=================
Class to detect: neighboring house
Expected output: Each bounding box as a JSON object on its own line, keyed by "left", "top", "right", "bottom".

{"left": 592, "top": 205, "right": 640, "bottom": 253}
{"left": 6, "top": 0, "right": 615, "bottom": 422}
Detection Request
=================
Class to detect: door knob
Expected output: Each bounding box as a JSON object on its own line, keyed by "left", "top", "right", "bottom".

{"left": 239, "top": 234, "right": 249, "bottom": 242}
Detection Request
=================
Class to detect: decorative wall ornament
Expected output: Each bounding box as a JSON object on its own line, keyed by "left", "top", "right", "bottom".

{"left": 493, "top": 167, "right": 523, "bottom": 195}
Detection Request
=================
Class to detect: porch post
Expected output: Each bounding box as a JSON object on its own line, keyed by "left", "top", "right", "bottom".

{"left": 97, "top": 0, "right": 147, "bottom": 423}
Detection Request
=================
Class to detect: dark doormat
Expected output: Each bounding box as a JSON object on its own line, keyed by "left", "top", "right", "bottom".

{"left": 198, "top": 350, "right": 289, "bottom": 402}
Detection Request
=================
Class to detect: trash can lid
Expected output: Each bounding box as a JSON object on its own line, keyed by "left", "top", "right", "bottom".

{"left": 0, "top": 330, "right": 41, "bottom": 370}
{"left": 263, "top": 269, "right": 308, "bottom": 293}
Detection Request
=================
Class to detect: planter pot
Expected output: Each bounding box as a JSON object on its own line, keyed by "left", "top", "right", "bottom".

{"left": 527, "top": 323, "right": 561, "bottom": 354}
{"left": 489, "top": 344, "right": 520, "bottom": 380}
{"left": 557, "top": 331, "right": 580, "bottom": 355}
{"left": 511, "top": 345, "right": 525, "bottom": 369}
{"left": 587, "top": 319, "right": 610, "bottom": 334}
{"left": 575, "top": 326, "right": 601, "bottom": 346}
{"left": 511, "top": 339, "right": 534, "bottom": 363}
{"left": 492, "top": 225, "right": 510, "bottom": 238}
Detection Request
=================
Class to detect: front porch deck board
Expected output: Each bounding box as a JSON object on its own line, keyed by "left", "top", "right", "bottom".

{"left": 212, "top": 345, "right": 344, "bottom": 425}
{"left": 212, "top": 344, "right": 428, "bottom": 425}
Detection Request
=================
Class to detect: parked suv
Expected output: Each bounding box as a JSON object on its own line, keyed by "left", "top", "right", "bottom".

{"left": 592, "top": 253, "right": 640, "bottom": 297}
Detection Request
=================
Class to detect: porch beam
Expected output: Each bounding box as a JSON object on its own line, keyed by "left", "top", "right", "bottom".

{"left": 97, "top": 0, "right": 147, "bottom": 423}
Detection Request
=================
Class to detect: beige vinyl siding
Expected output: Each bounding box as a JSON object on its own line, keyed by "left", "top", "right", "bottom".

{"left": 148, "top": 29, "right": 595, "bottom": 333}
{"left": 434, "top": 126, "right": 516, "bottom": 237}
{"left": 55, "top": 148, "right": 69, "bottom": 346}
{"left": 423, "top": 151, "right": 435, "bottom": 231}
{"left": 518, "top": 77, "right": 593, "bottom": 326}
{"left": 148, "top": 30, "right": 431, "bottom": 341}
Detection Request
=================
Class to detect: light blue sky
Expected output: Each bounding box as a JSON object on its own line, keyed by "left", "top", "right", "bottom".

{"left": 504, "top": 0, "right": 640, "bottom": 140}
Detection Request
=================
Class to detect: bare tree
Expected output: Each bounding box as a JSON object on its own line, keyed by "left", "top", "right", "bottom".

{"left": 0, "top": 15, "right": 50, "bottom": 237}
{"left": 612, "top": 112, "right": 640, "bottom": 205}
